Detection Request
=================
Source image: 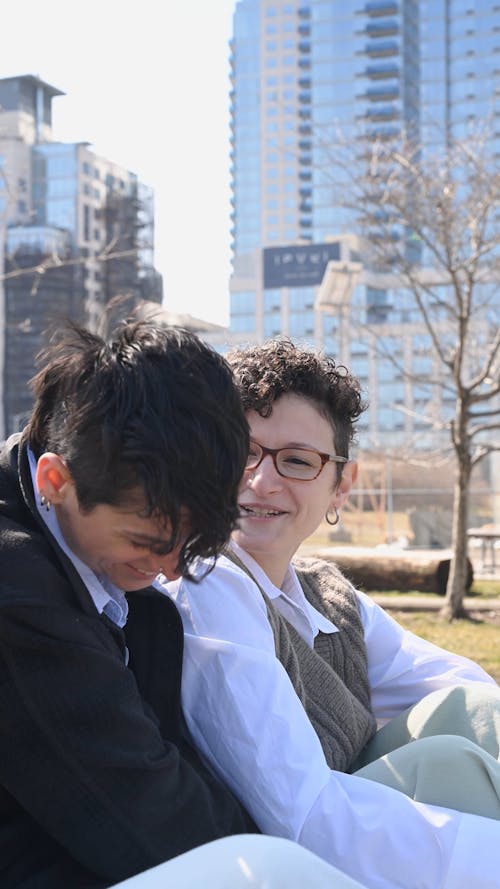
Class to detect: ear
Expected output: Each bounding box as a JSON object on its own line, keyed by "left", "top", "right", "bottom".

{"left": 35, "top": 453, "right": 73, "bottom": 504}
{"left": 330, "top": 460, "right": 358, "bottom": 511}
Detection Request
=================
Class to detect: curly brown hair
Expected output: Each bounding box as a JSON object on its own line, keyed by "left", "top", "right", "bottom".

{"left": 226, "top": 338, "right": 367, "bottom": 471}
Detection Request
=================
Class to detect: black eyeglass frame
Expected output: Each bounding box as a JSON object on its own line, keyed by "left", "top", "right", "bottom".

{"left": 246, "top": 441, "right": 348, "bottom": 481}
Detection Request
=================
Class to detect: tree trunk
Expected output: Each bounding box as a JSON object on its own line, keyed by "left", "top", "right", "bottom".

{"left": 315, "top": 550, "right": 473, "bottom": 596}
{"left": 441, "top": 403, "right": 472, "bottom": 620}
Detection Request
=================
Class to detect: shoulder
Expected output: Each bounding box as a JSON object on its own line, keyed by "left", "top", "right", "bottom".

{"left": 162, "top": 555, "right": 273, "bottom": 645}
{"left": 293, "top": 556, "right": 357, "bottom": 598}
{"left": 0, "top": 519, "right": 67, "bottom": 605}
{"left": 292, "top": 556, "right": 362, "bottom": 623}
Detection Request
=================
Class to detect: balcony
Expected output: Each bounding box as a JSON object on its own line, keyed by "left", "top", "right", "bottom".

{"left": 363, "top": 1, "right": 398, "bottom": 16}
{"left": 364, "top": 104, "right": 399, "bottom": 119}
{"left": 365, "top": 63, "right": 399, "bottom": 78}
{"left": 364, "top": 84, "right": 399, "bottom": 101}
{"left": 364, "top": 39, "right": 399, "bottom": 57}
{"left": 369, "top": 124, "right": 400, "bottom": 139}
{"left": 365, "top": 19, "right": 399, "bottom": 37}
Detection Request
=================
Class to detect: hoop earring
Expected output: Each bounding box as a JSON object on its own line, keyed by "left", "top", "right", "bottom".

{"left": 40, "top": 494, "right": 52, "bottom": 512}
{"left": 325, "top": 506, "right": 339, "bottom": 526}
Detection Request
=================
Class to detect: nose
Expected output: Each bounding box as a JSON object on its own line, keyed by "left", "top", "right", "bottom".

{"left": 245, "top": 453, "right": 283, "bottom": 491}
{"left": 136, "top": 547, "right": 182, "bottom": 582}
{"left": 157, "top": 548, "right": 183, "bottom": 581}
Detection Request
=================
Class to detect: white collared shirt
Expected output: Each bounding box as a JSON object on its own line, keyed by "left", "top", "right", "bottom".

{"left": 162, "top": 551, "right": 499, "bottom": 889}
{"left": 230, "top": 540, "right": 337, "bottom": 647}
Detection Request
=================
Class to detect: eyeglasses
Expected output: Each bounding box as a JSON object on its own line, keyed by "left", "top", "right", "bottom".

{"left": 246, "top": 440, "right": 347, "bottom": 481}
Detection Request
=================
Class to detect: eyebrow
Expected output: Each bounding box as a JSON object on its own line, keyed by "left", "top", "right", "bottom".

{"left": 124, "top": 530, "right": 172, "bottom": 546}
{"left": 253, "top": 439, "right": 333, "bottom": 452}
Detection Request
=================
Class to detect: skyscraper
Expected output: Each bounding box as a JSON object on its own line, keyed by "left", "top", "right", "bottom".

{"left": 222, "top": 0, "right": 499, "bottom": 449}
{"left": 0, "top": 75, "right": 162, "bottom": 438}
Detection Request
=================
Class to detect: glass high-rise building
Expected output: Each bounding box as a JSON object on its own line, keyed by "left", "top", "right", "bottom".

{"left": 0, "top": 75, "right": 161, "bottom": 438}
{"left": 222, "top": 0, "right": 500, "bottom": 448}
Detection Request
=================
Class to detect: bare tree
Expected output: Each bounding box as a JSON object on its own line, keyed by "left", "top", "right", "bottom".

{"left": 326, "top": 131, "right": 500, "bottom": 618}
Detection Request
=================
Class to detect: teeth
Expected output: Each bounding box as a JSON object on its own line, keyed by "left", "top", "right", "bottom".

{"left": 241, "top": 506, "right": 282, "bottom": 517}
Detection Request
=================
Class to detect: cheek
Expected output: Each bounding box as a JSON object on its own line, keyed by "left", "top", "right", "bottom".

{"left": 238, "top": 473, "right": 252, "bottom": 495}
{"left": 304, "top": 485, "right": 333, "bottom": 517}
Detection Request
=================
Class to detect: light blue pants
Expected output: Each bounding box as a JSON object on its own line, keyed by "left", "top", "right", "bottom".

{"left": 354, "top": 684, "right": 500, "bottom": 819}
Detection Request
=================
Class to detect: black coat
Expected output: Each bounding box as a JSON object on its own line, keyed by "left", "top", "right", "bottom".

{"left": 0, "top": 435, "right": 256, "bottom": 888}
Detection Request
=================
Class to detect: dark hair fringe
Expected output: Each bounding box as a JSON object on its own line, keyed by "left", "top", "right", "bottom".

{"left": 27, "top": 318, "right": 249, "bottom": 576}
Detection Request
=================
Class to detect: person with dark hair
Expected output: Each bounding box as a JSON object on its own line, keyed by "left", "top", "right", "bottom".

{"left": 0, "top": 319, "right": 370, "bottom": 889}
{"left": 165, "top": 338, "right": 500, "bottom": 889}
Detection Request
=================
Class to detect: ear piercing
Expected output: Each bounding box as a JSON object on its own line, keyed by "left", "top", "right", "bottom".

{"left": 325, "top": 506, "right": 340, "bottom": 526}
{"left": 40, "top": 494, "right": 52, "bottom": 512}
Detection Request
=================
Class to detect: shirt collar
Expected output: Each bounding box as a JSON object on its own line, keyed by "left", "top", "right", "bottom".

{"left": 27, "top": 447, "right": 128, "bottom": 628}
{"left": 230, "top": 540, "right": 337, "bottom": 647}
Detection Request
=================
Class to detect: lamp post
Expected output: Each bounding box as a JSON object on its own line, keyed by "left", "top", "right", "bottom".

{"left": 315, "top": 257, "right": 363, "bottom": 366}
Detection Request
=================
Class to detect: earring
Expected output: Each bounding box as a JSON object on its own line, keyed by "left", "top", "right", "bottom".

{"left": 325, "top": 506, "right": 339, "bottom": 526}
{"left": 40, "top": 494, "right": 52, "bottom": 512}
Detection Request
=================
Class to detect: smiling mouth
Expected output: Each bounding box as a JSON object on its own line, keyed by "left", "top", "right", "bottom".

{"left": 239, "top": 505, "right": 285, "bottom": 518}
{"left": 126, "top": 564, "right": 158, "bottom": 578}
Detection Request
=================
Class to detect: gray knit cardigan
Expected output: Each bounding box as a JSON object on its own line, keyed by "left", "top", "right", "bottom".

{"left": 226, "top": 551, "right": 376, "bottom": 773}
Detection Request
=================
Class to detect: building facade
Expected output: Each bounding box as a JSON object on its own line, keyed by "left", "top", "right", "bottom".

{"left": 0, "top": 75, "right": 162, "bottom": 438}
{"left": 219, "top": 0, "right": 500, "bottom": 450}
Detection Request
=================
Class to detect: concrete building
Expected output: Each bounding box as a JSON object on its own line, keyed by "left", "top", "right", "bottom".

{"left": 0, "top": 75, "right": 161, "bottom": 438}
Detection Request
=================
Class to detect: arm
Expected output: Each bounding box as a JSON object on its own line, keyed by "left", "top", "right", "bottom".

{"left": 166, "top": 557, "right": 499, "bottom": 889}
{"left": 356, "top": 591, "right": 496, "bottom": 723}
{"left": 0, "top": 589, "right": 253, "bottom": 884}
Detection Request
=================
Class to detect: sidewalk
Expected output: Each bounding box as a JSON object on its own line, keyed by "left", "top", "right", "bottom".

{"left": 371, "top": 593, "right": 500, "bottom": 613}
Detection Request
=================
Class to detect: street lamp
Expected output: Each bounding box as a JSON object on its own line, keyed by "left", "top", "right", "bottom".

{"left": 315, "top": 258, "right": 363, "bottom": 365}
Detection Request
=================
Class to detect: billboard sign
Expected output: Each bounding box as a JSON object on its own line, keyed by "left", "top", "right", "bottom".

{"left": 263, "top": 242, "right": 341, "bottom": 289}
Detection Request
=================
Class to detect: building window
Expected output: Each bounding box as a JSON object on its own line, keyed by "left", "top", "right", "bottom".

{"left": 231, "top": 290, "right": 256, "bottom": 314}
{"left": 264, "top": 289, "right": 281, "bottom": 311}
{"left": 83, "top": 204, "right": 91, "bottom": 242}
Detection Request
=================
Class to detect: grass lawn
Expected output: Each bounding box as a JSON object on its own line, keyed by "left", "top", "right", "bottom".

{"left": 384, "top": 610, "right": 500, "bottom": 683}
{"left": 375, "top": 581, "right": 500, "bottom": 684}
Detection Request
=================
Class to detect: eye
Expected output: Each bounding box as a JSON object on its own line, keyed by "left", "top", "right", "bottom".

{"left": 129, "top": 540, "right": 150, "bottom": 550}
{"left": 283, "top": 452, "right": 315, "bottom": 468}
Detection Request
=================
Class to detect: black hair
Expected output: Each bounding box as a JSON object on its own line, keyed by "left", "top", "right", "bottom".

{"left": 226, "top": 338, "right": 366, "bottom": 479}
{"left": 27, "top": 319, "right": 249, "bottom": 575}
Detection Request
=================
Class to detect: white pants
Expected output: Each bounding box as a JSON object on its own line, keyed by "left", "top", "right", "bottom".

{"left": 109, "top": 834, "right": 368, "bottom": 888}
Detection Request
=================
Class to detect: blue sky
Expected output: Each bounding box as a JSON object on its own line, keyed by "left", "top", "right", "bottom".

{"left": 2, "top": 0, "right": 237, "bottom": 325}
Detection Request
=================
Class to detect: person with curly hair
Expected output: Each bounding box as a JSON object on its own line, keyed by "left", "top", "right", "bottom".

{"left": 165, "top": 337, "right": 500, "bottom": 889}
